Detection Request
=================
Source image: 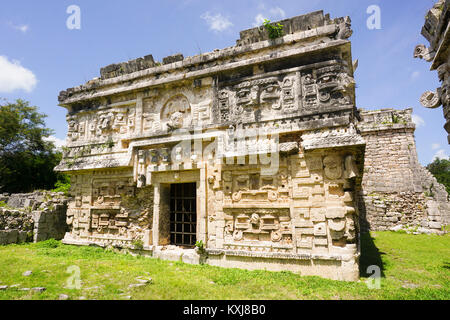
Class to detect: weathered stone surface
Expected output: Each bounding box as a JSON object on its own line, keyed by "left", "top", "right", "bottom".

{"left": 162, "top": 53, "right": 184, "bottom": 65}
{"left": 56, "top": 10, "right": 371, "bottom": 281}
{"left": 99, "top": 55, "right": 156, "bottom": 80}
{"left": 0, "top": 191, "right": 69, "bottom": 244}
{"left": 415, "top": 0, "right": 450, "bottom": 142}
{"left": 358, "top": 108, "right": 450, "bottom": 233}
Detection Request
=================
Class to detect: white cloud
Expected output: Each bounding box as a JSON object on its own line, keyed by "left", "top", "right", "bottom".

{"left": 269, "top": 7, "right": 286, "bottom": 18}
{"left": 253, "top": 14, "right": 267, "bottom": 27}
{"left": 432, "top": 149, "right": 449, "bottom": 161}
{"left": 7, "top": 22, "right": 29, "bottom": 33}
{"left": 0, "top": 56, "right": 37, "bottom": 93}
{"left": 432, "top": 143, "right": 441, "bottom": 150}
{"left": 252, "top": 5, "right": 286, "bottom": 27}
{"left": 16, "top": 25, "right": 29, "bottom": 33}
{"left": 45, "top": 136, "right": 67, "bottom": 150}
{"left": 411, "top": 114, "right": 425, "bottom": 128}
{"left": 201, "top": 12, "right": 233, "bottom": 32}
{"left": 410, "top": 71, "right": 420, "bottom": 81}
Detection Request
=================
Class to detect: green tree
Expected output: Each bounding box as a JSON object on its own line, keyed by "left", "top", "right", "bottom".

{"left": 426, "top": 158, "right": 450, "bottom": 194}
{"left": 0, "top": 99, "right": 66, "bottom": 193}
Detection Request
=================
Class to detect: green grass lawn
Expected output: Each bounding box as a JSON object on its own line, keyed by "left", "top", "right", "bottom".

{"left": 0, "top": 231, "right": 448, "bottom": 300}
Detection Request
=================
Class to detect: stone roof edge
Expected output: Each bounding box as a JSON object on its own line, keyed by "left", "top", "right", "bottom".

{"left": 58, "top": 22, "right": 347, "bottom": 105}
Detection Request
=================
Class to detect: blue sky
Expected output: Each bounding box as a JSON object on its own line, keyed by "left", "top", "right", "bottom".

{"left": 0, "top": 0, "right": 448, "bottom": 165}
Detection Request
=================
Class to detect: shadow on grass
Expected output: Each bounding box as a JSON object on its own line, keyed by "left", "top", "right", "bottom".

{"left": 359, "top": 232, "right": 386, "bottom": 278}
{"left": 358, "top": 192, "right": 386, "bottom": 278}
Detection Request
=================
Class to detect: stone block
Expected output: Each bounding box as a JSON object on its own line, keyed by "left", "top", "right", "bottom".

{"left": 428, "top": 221, "right": 442, "bottom": 229}
{"left": 163, "top": 53, "right": 184, "bottom": 65}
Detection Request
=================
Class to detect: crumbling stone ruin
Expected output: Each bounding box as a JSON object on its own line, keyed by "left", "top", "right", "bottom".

{"left": 56, "top": 11, "right": 363, "bottom": 281}
{"left": 0, "top": 192, "right": 68, "bottom": 244}
{"left": 357, "top": 108, "right": 450, "bottom": 233}
{"left": 415, "top": 0, "right": 450, "bottom": 143}
{"left": 55, "top": 9, "right": 449, "bottom": 281}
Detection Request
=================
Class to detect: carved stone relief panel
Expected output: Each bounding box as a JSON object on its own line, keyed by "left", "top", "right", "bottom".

{"left": 161, "top": 94, "right": 192, "bottom": 131}
{"left": 90, "top": 209, "right": 129, "bottom": 238}
{"left": 67, "top": 173, "right": 137, "bottom": 241}
{"left": 192, "top": 99, "right": 212, "bottom": 126}
{"left": 215, "top": 61, "right": 354, "bottom": 126}
{"left": 223, "top": 208, "right": 293, "bottom": 248}
{"left": 300, "top": 63, "right": 354, "bottom": 114}
{"left": 217, "top": 73, "right": 299, "bottom": 124}
{"left": 221, "top": 165, "right": 291, "bottom": 207}
{"left": 91, "top": 178, "right": 135, "bottom": 208}
{"left": 288, "top": 150, "right": 359, "bottom": 253}
{"left": 66, "top": 106, "right": 137, "bottom": 144}
{"left": 142, "top": 98, "right": 162, "bottom": 133}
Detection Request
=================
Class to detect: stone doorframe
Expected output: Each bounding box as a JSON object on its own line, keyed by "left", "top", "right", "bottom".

{"left": 151, "top": 167, "right": 207, "bottom": 247}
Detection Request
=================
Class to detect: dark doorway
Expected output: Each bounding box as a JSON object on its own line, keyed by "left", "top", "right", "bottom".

{"left": 169, "top": 183, "right": 197, "bottom": 247}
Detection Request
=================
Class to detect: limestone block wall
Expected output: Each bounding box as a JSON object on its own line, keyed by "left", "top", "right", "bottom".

{"left": 358, "top": 108, "right": 450, "bottom": 233}
{"left": 0, "top": 191, "right": 69, "bottom": 244}
{"left": 0, "top": 207, "right": 32, "bottom": 244}
{"left": 32, "top": 205, "right": 68, "bottom": 242}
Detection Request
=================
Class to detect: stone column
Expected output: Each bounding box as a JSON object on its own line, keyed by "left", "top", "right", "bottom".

{"left": 135, "top": 92, "right": 144, "bottom": 135}
{"left": 198, "top": 164, "right": 207, "bottom": 243}
{"left": 152, "top": 182, "right": 160, "bottom": 246}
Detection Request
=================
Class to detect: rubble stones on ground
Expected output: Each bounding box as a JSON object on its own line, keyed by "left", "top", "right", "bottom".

{"left": 128, "top": 283, "right": 146, "bottom": 289}
{"left": 135, "top": 277, "right": 152, "bottom": 284}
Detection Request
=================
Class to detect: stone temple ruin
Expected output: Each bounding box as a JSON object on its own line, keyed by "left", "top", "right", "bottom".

{"left": 55, "top": 10, "right": 449, "bottom": 281}
{"left": 358, "top": 108, "right": 449, "bottom": 232}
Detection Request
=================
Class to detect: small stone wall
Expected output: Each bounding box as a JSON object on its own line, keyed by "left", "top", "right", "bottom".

{"left": 0, "top": 191, "right": 69, "bottom": 245}
{"left": 0, "top": 206, "right": 33, "bottom": 244}
{"left": 359, "top": 192, "right": 445, "bottom": 233}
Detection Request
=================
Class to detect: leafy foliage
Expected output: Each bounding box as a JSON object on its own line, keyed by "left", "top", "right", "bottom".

{"left": 426, "top": 158, "right": 450, "bottom": 194}
{"left": 0, "top": 99, "right": 66, "bottom": 193}
{"left": 52, "top": 175, "right": 71, "bottom": 195}
{"left": 263, "top": 19, "right": 284, "bottom": 39}
{"left": 195, "top": 240, "right": 206, "bottom": 254}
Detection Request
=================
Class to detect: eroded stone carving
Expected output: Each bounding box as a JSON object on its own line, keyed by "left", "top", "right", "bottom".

{"left": 57, "top": 10, "right": 365, "bottom": 281}
{"left": 420, "top": 90, "right": 442, "bottom": 109}
{"left": 162, "top": 94, "right": 191, "bottom": 131}
{"left": 413, "top": 44, "right": 435, "bottom": 62}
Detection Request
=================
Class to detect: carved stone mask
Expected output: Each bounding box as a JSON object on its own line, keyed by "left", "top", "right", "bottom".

{"left": 168, "top": 111, "right": 184, "bottom": 129}
{"left": 100, "top": 114, "right": 112, "bottom": 130}
{"left": 236, "top": 85, "right": 260, "bottom": 107}
{"left": 260, "top": 81, "right": 281, "bottom": 108}
{"left": 323, "top": 156, "right": 343, "bottom": 180}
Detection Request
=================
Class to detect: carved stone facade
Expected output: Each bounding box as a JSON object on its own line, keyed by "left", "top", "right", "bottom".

{"left": 56, "top": 11, "right": 365, "bottom": 281}
{"left": 415, "top": 0, "right": 450, "bottom": 143}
